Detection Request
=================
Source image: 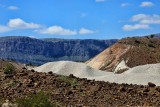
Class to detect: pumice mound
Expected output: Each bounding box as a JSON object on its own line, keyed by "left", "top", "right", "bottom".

{"left": 33, "top": 61, "right": 160, "bottom": 86}
{"left": 33, "top": 61, "right": 108, "bottom": 78}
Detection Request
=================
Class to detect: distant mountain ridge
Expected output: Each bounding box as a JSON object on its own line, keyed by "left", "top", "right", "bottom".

{"left": 0, "top": 36, "right": 117, "bottom": 65}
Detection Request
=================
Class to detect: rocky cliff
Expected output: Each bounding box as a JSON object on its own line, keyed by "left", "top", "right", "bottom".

{"left": 0, "top": 36, "right": 117, "bottom": 65}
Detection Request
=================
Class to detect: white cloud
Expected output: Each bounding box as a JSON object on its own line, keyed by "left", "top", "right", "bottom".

{"left": 0, "top": 18, "right": 96, "bottom": 36}
{"left": 121, "top": 3, "right": 130, "bottom": 7}
{"left": 123, "top": 24, "right": 150, "bottom": 31}
{"left": 131, "top": 14, "right": 160, "bottom": 24}
{"left": 7, "top": 6, "right": 19, "bottom": 10}
{"left": 0, "top": 18, "right": 42, "bottom": 33}
{"left": 95, "top": 0, "right": 106, "bottom": 2}
{"left": 8, "top": 18, "right": 41, "bottom": 29}
{"left": 0, "top": 25, "right": 11, "bottom": 33}
{"left": 79, "top": 28, "right": 96, "bottom": 34}
{"left": 131, "top": 14, "right": 147, "bottom": 21}
{"left": 122, "top": 14, "right": 160, "bottom": 31}
{"left": 37, "top": 27, "right": 97, "bottom": 35}
{"left": 140, "top": 1, "right": 154, "bottom": 7}
{"left": 37, "top": 26, "right": 77, "bottom": 35}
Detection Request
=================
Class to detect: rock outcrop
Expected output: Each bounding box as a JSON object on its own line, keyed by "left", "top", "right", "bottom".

{"left": 87, "top": 37, "right": 160, "bottom": 72}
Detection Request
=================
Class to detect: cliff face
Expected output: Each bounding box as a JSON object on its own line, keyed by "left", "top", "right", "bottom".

{"left": 0, "top": 36, "right": 117, "bottom": 65}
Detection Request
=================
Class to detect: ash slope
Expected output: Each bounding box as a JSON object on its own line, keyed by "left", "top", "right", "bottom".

{"left": 33, "top": 61, "right": 160, "bottom": 86}
{"left": 0, "top": 36, "right": 117, "bottom": 65}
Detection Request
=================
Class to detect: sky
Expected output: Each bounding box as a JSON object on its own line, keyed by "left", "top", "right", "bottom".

{"left": 0, "top": 0, "right": 160, "bottom": 39}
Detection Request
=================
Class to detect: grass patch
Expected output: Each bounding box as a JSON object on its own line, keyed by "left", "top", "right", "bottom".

{"left": 16, "top": 92, "right": 55, "bottom": 107}
{"left": 9, "top": 81, "right": 18, "bottom": 88}
{"left": 57, "top": 75, "right": 78, "bottom": 88}
{"left": 0, "top": 98, "right": 4, "bottom": 106}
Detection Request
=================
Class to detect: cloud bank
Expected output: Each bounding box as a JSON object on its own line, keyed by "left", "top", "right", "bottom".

{"left": 8, "top": 18, "right": 41, "bottom": 29}
{"left": 123, "top": 14, "right": 160, "bottom": 31}
{"left": 37, "top": 26, "right": 77, "bottom": 35}
{"left": 79, "top": 28, "right": 96, "bottom": 34}
{"left": 0, "top": 18, "right": 41, "bottom": 33}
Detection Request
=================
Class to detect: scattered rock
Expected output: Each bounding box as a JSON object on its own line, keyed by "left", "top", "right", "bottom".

{"left": 0, "top": 69, "right": 160, "bottom": 106}
{"left": 2, "top": 100, "right": 17, "bottom": 107}
{"left": 148, "top": 82, "right": 156, "bottom": 87}
{"left": 31, "top": 69, "right": 35, "bottom": 72}
{"left": 119, "top": 86, "right": 126, "bottom": 92}
{"left": 48, "top": 71, "right": 53, "bottom": 75}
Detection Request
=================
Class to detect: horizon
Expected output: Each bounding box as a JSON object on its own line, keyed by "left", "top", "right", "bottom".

{"left": 0, "top": 0, "right": 160, "bottom": 39}
{"left": 0, "top": 32, "right": 159, "bottom": 40}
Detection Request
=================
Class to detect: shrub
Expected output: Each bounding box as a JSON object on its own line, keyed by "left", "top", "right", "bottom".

{"left": 148, "top": 43, "right": 155, "bottom": 48}
{"left": 16, "top": 92, "right": 53, "bottom": 107}
{"left": 9, "top": 81, "right": 18, "bottom": 88}
{"left": 134, "top": 40, "right": 140, "bottom": 44}
{"left": 26, "top": 62, "right": 33, "bottom": 66}
{"left": 3, "top": 64, "right": 15, "bottom": 75}
{"left": 109, "top": 49, "right": 113, "bottom": 54}
{"left": 150, "top": 34, "right": 155, "bottom": 38}
{"left": 0, "top": 98, "right": 4, "bottom": 106}
{"left": 57, "top": 75, "right": 78, "bottom": 88}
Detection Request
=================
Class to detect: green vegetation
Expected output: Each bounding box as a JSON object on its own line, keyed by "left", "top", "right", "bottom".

{"left": 57, "top": 75, "right": 78, "bottom": 88}
{"left": 16, "top": 92, "right": 54, "bottom": 107}
{"left": 134, "top": 39, "right": 140, "bottom": 44}
{"left": 9, "top": 81, "right": 18, "bottom": 88}
{"left": 3, "top": 64, "right": 15, "bottom": 75}
{"left": 150, "top": 34, "right": 155, "bottom": 38}
{"left": 26, "top": 62, "right": 34, "bottom": 66}
{"left": 148, "top": 43, "right": 155, "bottom": 48}
{"left": 0, "top": 98, "right": 4, "bottom": 106}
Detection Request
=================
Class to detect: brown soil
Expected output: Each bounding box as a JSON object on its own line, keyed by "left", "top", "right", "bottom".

{"left": 0, "top": 60, "right": 24, "bottom": 71}
{"left": 119, "top": 37, "right": 160, "bottom": 67}
{"left": 87, "top": 37, "right": 160, "bottom": 71}
{"left": 0, "top": 68, "right": 160, "bottom": 106}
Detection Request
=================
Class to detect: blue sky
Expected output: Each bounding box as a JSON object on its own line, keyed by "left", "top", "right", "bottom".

{"left": 0, "top": 0, "right": 160, "bottom": 39}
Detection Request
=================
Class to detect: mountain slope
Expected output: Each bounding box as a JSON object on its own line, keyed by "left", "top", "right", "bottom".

{"left": 87, "top": 37, "right": 160, "bottom": 72}
{"left": 0, "top": 36, "right": 117, "bottom": 65}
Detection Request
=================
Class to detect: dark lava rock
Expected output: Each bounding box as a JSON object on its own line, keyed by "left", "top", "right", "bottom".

{"left": 148, "top": 82, "right": 156, "bottom": 87}
{"left": 1, "top": 70, "right": 160, "bottom": 106}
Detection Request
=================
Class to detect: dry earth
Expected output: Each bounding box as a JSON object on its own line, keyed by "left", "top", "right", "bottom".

{"left": 0, "top": 64, "right": 160, "bottom": 106}
{"left": 87, "top": 37, "right": 160, "bottom": 72}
